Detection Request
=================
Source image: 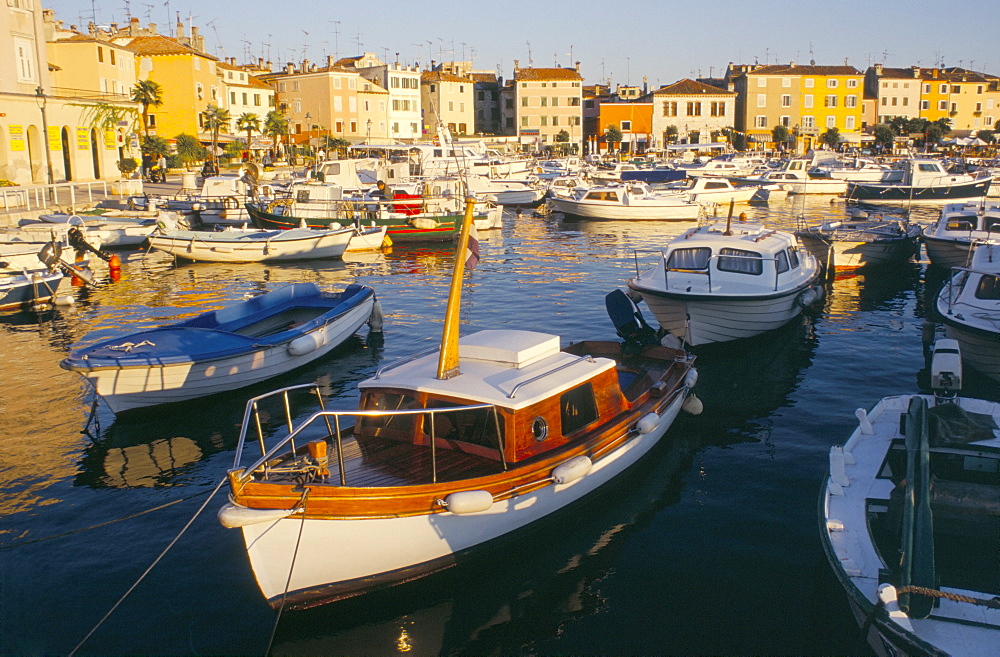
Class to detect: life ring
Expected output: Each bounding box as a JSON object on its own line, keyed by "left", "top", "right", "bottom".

{"left": 223, "top": 196, "right": 240, "bottom": 209}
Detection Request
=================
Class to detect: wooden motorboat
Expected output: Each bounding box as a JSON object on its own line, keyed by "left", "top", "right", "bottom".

{"left": 0, "top": 269, "right": 67, "bottom": 311}
{"left": 820, "top": 340, "right": 1000, "bottom": 656}
{"left": 217, "top": 199, "right": 701, "bottom": 609}
{"left": 547, "top": 182, "right": 704, "bottom": 221}
{"left": 61, "top": 283, "right": 379, "bottom": 413}
{"left": 148, "top": 226, "right": 356, "bottom": 263}
{"left": 846, "top": 159, "right": 992, "bottom": 204}
{"left": 936, "top": 243, "right": 1000, "bottom": 382}
{"left": 795, "top": 212, "right": 922, "bottom": 270}
{"left": 627, "top": 215, "right": 824, "bottom": 346}
{"left": 922, "top": 201, "right": 1000, "bottom": 270}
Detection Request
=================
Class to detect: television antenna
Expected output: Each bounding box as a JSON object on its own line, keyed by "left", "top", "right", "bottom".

{"left": 205, "top": 19, "right": 225, "bottom": 58}
{"left": 329, "top": 21, "right": 341, "bottom": 60}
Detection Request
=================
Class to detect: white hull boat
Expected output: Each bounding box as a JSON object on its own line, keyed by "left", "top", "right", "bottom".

{"left": 795, "top": 214, "right": 922, "bottom": 270}
{"left": 547, "top": 182, "right": 703, "bottom": 221}
{"left": 655, "top": 177, "right": 760, "bottom": 204}
{"left": 148, "top": 226, "right": 355, "bottom": 263}
{"left": 922, "top": 201, "right": 1000, "bottom": 270}
{"left": 820, "top": 340, "right": 1000, "bottom": 657}
{"left": 936, "top": 243, "right": 1000, "bottom": 382}
{"left": 61, "top": 283, "right": 378, "bottom": 413}
{"left": 627, "top": 218, "right": 824, "bottom": 345}
{"left": 217, "top": 203, "right": 701, "bottom": 609}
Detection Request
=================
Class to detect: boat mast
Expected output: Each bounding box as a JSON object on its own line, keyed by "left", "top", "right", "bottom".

{"left": 436, "top": 196, "right": 477, "bottom": 379}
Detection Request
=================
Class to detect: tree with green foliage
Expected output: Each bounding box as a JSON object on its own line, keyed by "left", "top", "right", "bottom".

{"left": 925, "top": 117, "right": 951, "bottom": 146}
{"left": 554, "top": 129, "right": 571, "bottom": 155}
{"left": 819, "top": 127, "right": 841, "bottom": 149}
{"left": 131, "top": 80, "right": 163, "bottom": 137}
{"left": 201, "top": 105, "right": 231, "bottom": 163}
{"left": 873, "top": 124, "right": 895, "bottom": 152}
{"left": 976, "top": 129, "right": 996, "bottom": 145}
{"left": 175, "top": 133, "right": 207, "bottom": 169}
{"left": 116, "top": 157, "right": 138, "bottom": 178}
{"left": 771, "top": 125, "right": 791, "bottom": 150}
{"left": 606, "top": 125, "right": 622, "bottom": 153}
{"left": 664, "top": 125, "right": 678, "bottom": 144}
{"left": 235, "top": 112, "right": 261, "bottom": 153}
{"left": 141, "top": 135, "right": 170, "bottom": 158}
{"left": 263, "top": 110, "right": 289, "bottom": 155}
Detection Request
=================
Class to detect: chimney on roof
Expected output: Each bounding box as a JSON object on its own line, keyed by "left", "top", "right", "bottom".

{"left": 302, "top": 58, "right": 310, "bottom": 71}
{"left": 514, "top": 59, "right": 520, "bottom": 74}
{"left": 790, "top": 61, "right": 795, "bottom": 68}
{"left": 286, "top": 62, "right": 295, "bottom": 74}
{"left": 327, "top": 55, "right": 334, "bottom": 68}
{"left": 266, "top": 60, "right": 272, "bottom": 70}
{"left": 149, "top": 23, "right": 158, "bottom": 34}
{"left": 110, "top": 22, "right": 117, "bottom": 32}
{"left": 912, "top": 66, "right": 920, "bottom": 78}
{"left": 176, "top": 15, "right": 184, "bottom": 39}
{"left": 576, "top": 61, "right": 581, "bottom": 72}
{"left": 874, "top": 63, "right": 883, "bottom": 75}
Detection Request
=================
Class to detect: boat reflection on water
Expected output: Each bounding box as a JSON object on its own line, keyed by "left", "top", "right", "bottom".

{"left": 267, "top": 425, "right": 706, "bottom": 656}
{"left": 825, "top": 261, "right": 923, "bottom": 315}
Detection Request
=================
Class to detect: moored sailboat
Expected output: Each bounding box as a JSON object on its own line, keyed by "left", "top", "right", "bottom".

{"left": 218, "top": 197, "right": 702, "bottom": 609}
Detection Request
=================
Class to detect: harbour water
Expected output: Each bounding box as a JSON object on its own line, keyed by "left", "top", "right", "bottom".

{"left": 2, "top": 196, "right": 997, "bottom": 656}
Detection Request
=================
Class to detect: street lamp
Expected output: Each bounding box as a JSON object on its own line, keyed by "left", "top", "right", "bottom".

{"left": 366, "top": 118, "right": 372, "bottom": 144}
{"left": 35, "top": 85, "right": 55, "bottom": 187}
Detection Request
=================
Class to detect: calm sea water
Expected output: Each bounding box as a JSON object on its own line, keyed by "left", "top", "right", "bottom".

{"left": 2, "top": 196, "right": 996, "bottom": 656}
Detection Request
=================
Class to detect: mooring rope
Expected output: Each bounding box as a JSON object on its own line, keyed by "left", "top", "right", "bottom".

{"left": 895, "top": 585, "right": 1000, "bottom": 610}
{"left": 68, "top": 476, "right": 227, "bottom": 657}
{"left": 265, "top": 487, "right": 310, "bottom": 657}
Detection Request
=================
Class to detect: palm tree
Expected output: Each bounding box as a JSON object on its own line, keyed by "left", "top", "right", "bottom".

{"left": 131, "top": 80, "right": 163, "bottom": 137}
{"left": 263, "top": 110, "right": 289, "bottom": 155}
{"left": 235, "top": 112, "right": 261, "bottom": 155}
{"left": 201, "top": 105, "right": 231, "bottom": 164}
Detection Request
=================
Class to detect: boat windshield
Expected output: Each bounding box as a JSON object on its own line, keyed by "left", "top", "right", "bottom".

{"left": 666, "top": 247, "right": 711, "bottom": 270}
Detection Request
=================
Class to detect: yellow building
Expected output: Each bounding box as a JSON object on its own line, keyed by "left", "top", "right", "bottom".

{"left": 731, "top": 63, "right": 864, "bottom": 150}
{"left": 117, "top": 34, "right": 223, "bottom": 143}
{"left": 421, "top": 69, "right": 476, "bottom": 137}
{"left": 501, "top": 61, "right": 584, "bottom": 152}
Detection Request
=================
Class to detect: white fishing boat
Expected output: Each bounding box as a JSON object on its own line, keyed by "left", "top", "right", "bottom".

{"left": 921, "top": 201, "right": 1000, "bottom": 269}
{"left": 61, "top": 283, "right": 379, "bottom": 414}
{"left": 820, "top": 340, "right": 1000, "bottom": 657}
{"left": 547, "top": 182, "right": 703, "bottom": 221}
{"left": 847, "top": 159, "right": 992, "bottom": 204}
{"left": 795, "top": 211, "right": 922, "bottom": 270}
{"left": 19, "top": 211, "right": 166, "bottom": 249}
{"left": 627, "top": 216, "right": 824, "bottom": 345}
{"left": 936, "top": 243, "right": 1000, "bottom": 382}
{"left": 655, "top": 176, "right": 760, "bottom": 204}
{"left": 733, "top": 160, "right": 848, "bottom": 195}
{"left": 808, "top": 157, "right": 903, "bottom": 183}
{"left": 0, "top": 268, "right": 69, "bottom": 311}
{"left": 148, "top": 225, "right": 356, "bottom": 263}
{"left": 216, "top": 199, "right": 702, "bottom": 609}
{"left": 464, "top": 175, "right": 546, "bottom": 206}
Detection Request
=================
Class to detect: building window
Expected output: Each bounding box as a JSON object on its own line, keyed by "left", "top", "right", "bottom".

{"left": 541, "top": 116, "right": 547, "bottom": 126}
{"left": 845, "top": 116, "right": 856, "bottom": 129}
{"left": 902, "top": 97, "right": 908, "bottom": 106}
{"left": 348, "top": 78, "right": 356, "bottom": 90}
{"left": 780, "top": 115, "right": 790, "bottom": 127}
{"left": 847, "top": 79, "right": 858, "bottom": 88}
{"left": 938, "top": 100, "right": 948, "bottom": 111}
{"left": 541, "top": 97, "right": 547, "bottom": 106}
{"left": 782, "top": 77, "right": 791, "bottom": 88}
{"left": 921, "top": 100, "right": 930, "bottom": 110}
{"left": 827, "top": 79, "right": 838, "bottom": 88}
{"left": 553, "top": 116, "right": 559, "bottom": 126}
{"left": 826, "top": 115, "right": 836, "bottom": 128}
{"left": 757, "top": 94, "right": 766, "bottom": 108}
{"left": 254, "top": 93, "right": 260, "bottom": 106}
{"left": 98, "top": 46, "right": 104, "bottom": 63}
{"left": 230, "top": 91, "right": 236, "bottom": 104}
{"left": 14, "top": 37, "right": 36, "bottom": 82}
{"left": 521, "top": 116, "right": 528, "bottom": 127}
{"left": 757, "top": 77, "right": 766, "bottom": 88}
{"left": 241, "top": 92, "right": 247, "bottom": 104}
{"left": 521, "top": 97, "right": 528, "bottom": 107}
{"left": 802, "top": 115, "right": 814, "bottom": 129}
{"left": 824, "top": 95, "right": 837, "bottom": 107}
{"left": 939, "top": 84, "right": 948, "bottom": 94}
{"left": 754, "top": 115, "right": 767, "bottom": 128}
{"left": 845, "top": 95, "right": 857, "bottom": 108}
{"left": 781, "top": 94, "right": 791, "bottom": 107}
{"left": 621, "top": 120, "right": 631, "bottom": 131}
{"left": 881, "top": 96, "right": 888, "bottom": 106}
{"left": 551, "top": 97, "right": 558, "bottom": 107}
{"left": 804, "top": 78, "right": 814, "bottom": 88}
{"left": 804, "top": 95, "right": 813, "bottom": 109}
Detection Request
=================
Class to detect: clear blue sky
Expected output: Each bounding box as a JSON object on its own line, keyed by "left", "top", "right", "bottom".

{"left": 47, "top": 0, "right": 996, "bottom": 89}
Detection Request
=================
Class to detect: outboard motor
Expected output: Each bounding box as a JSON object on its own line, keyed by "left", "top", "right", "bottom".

{"left": 605, "top": 289, "right": 659, "bottom": 348}
{"left": 930, "top": 339, "right": 962, "bottom": 404}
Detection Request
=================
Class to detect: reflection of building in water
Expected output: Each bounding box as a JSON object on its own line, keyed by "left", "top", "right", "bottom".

{"left": 100, "top": 437, "right": 204, "bottom": 488}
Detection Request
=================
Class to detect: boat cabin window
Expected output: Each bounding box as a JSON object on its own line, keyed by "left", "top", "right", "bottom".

{"left": 787, "top": 246, "right": 801, "bottom": 269}
{"left": 717, "top": 248, "right": 763, "bottom": 275}
{"left": 666, "top": 247, "right": 711, "bottom": 270}
{"left": 560, "top": 383, "right": 598, "bottom": 436}
{"left": 584, "top": 190, "right": 618, "bottom": 201}
{"left": 974, "top": 274, "right": 1000, "bottom": 301}
{"left": 358, "top": 392, "right": 420, "bottom": 441}
{"left": 423, "top": 401, "right": 505, "bottom": 453}
{"left": 945, "top": 219, "right": 974, "bottom": 231}
{"left": 775, "top": 249, "right": 790, "bottom": 274}
{"left": 296, "top": 189, "right": 311, "bottom": 202}
{"left": 918, "top": 163, "right": 941, "bottom": 173}
{"left": 985, "top": 217, "right": 1000, "bottom": 234}
{"left": 704, "top": 181, "right": 730, "bottom": 189}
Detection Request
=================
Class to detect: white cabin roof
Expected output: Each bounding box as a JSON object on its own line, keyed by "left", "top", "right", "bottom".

{"left": 359, "top": 330, "right": 616, "bottom": 410}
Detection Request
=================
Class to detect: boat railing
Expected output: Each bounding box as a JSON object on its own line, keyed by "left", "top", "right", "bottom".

{"left": 634, "top": 248, "right": 784, "bottom": 293}
{"left": 373, "top": 346, "right": 439, "bottom": 378}
{"left": 231, "top": 384, "right": 504, "bottom": 485}
{"left": 506, "top": 354, "right": 595, "bottom": 399}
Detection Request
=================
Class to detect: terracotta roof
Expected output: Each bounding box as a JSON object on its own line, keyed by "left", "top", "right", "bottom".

{"left": 421, "top": 70, "right": 469, "bottom": 83}
{"left": 744, "top": 64, "right": 861, "bottom": 76}
{"left": 469, "top": 72, "right": 497, "bottom": 84}
{"left": 247, "top": 76, "right": 273, "bottom": 90}
{"left": 54, "top": 34, "right": 136, "bottom": 52}
{"left": 514, "top": 67, "right": 583, "bottom": 81}
{"left": 126, "top": 35, "right": 216, "bottom": 60}
{"left": 652, "top": 78, "right": 734, "bottom": 96}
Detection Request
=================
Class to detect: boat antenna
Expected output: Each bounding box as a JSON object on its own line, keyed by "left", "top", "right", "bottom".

{"left": 723, "top": 199, "right": 735, "bottom": 235}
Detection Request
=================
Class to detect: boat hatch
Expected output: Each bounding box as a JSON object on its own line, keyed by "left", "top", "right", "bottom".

{"left": 460, "top": 330, "right": 560, "bottom": 369}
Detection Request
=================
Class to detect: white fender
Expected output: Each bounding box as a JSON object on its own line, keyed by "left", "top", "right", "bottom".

{"left": 682, "top": 393, "right": 704, "bottom": 415}
{"left": 217, "top": 502, "right": 297, "bottom": 528}
{"left": 53, "top": 295, "right": 75, "bottom": 306}
{"left": 684, "top": 368, "right": 699, "bottom": 389}
{"left": 636, "top": 413, "right": 660, "bottom": 435}
{"left": 552, "top": 455, "right": 592, "bottom": 485}
{"left": 444, "top": 490, "right": 493, "bottom": 514}
{"left": 288, "top": 333, "right": 323, "bottom": 356}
